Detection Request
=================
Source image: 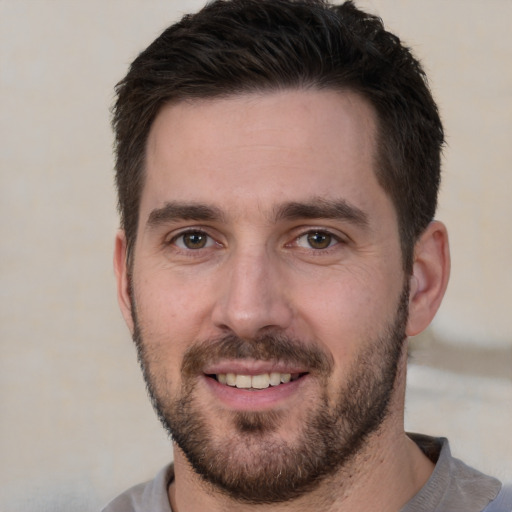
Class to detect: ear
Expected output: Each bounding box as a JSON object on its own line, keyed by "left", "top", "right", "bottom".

{"left": 406, "top": 221, "right": 450, "bottom": 336}
{"left": 114, "top": 230, "right": 135, "bottom": 334}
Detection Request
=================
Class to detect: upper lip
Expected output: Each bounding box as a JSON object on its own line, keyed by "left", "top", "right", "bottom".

{"left": 202, "top": 359, "right": 308, "bottom": 376}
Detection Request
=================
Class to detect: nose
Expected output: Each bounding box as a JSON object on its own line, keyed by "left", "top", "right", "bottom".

{"left": 211, "top": 247, "right": 294, "bottom": 339}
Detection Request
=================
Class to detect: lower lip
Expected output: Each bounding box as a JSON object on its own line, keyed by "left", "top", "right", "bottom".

{"left": 202, "top": 374, "right": 308, "bottom": 411}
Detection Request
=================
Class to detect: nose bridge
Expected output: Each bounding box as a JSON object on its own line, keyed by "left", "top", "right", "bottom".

{"left": 212, "top": 243, "right": 292, "bottom": 338}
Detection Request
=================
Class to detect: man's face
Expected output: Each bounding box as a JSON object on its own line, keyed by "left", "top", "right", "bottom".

{"left": 118, "top": 90, "right": 409, "bottom": 502}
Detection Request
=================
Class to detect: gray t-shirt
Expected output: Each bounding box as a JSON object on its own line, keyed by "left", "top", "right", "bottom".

{"left": 102, "top": 434, "right": 506, "bottom": 512}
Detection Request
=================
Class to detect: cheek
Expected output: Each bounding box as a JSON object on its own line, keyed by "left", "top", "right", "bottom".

{"left": 131, "top": 262, "right": 224, "bottom": 357}
{"left": 293, "top": 270, "right": 401, "bottom": 365}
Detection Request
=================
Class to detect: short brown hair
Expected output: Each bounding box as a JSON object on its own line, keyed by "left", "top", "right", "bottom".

{"left": 112, "top": 0, "right": 444, "bottom": 271}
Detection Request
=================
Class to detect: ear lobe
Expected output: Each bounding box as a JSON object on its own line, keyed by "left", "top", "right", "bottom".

{"left": 406, "top": 221, "right": 450, "bottom": 337}
{"left": 114, "top": 230, "right": 135, "bottom": 334}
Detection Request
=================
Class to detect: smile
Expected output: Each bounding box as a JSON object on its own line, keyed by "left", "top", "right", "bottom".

{"left": 213, "top": 372, "right": 303, "bottom": 389}
{"left": 202, "top": 367, "right": 310, "bottom": 410}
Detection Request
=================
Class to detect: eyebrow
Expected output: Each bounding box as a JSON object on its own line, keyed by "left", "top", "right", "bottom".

{"left": 274, "top": 198, "right": 369, "bottom": 228}
{"left": 146, "top": 201, "right": 225, "bottom": 230}
{"left": 145, "top": 197, "right": 369, "bottom": 231}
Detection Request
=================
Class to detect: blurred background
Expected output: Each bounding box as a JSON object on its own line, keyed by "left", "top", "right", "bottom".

{"left": 1, "top": 1, "right": 510, "bottom": 510}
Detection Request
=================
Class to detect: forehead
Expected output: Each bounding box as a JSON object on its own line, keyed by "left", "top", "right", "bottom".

{"left": 142, "top": 89, "right": 389, "bottom": 222}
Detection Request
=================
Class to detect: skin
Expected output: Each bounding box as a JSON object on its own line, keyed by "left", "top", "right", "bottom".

{"left": 114, "top": 89, "right": 450, "bottom": 512}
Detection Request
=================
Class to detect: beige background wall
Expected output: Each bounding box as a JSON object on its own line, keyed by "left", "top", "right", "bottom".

{"left": 1, "top": 1, "right": 510, "bottom": 510}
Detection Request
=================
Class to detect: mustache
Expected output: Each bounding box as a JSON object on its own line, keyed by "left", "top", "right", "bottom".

{"left": 181, "top": 333, "right": 334, "bottom": 377}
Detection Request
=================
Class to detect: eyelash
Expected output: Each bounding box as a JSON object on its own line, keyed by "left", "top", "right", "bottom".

{"left": 168, "top": 229, "right": 218, "bottom": 251}
{"left": 292, "top": 229, "right": 344, "bottom": 251}
{"left": 166, "top": 227, "right": 346, "bottom": 254}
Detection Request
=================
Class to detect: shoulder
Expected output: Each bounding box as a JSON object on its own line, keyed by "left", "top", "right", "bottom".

{"left": 483, "top": 483, "right": 512, "bottom": 512}
{"left": 404, "top": 434, "right": 503, "bottom": 512}
{"left": 101, "top": 481, "right": 148, "bottom": 512}
{"left": 101, "top": 464, "right": 174, "bottom": 512}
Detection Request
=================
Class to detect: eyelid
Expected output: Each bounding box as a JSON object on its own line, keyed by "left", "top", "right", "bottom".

{"left": 167, "top": 227, "right": 220, "bottom": 250}
{"left": 295, "top": 231, "right": 339, "bottom": 249}
{"left": 288, "top": 226, "right": 349, "bottom": 247}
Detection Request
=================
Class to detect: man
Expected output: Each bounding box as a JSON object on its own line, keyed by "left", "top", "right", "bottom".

{"left": 104, "top": 1, "right": 511, "bottom": 511}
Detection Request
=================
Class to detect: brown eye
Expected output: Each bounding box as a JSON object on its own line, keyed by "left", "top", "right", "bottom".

{"left": 175, "top": 231, "right": 212, "bottom": 249}
{"left": 306, "top": 232, "right": 332, "bottom": 249}
{"left": 295, "top": 231, "right": 337, "bottom": 250}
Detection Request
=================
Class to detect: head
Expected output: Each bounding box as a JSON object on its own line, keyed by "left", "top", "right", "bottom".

{"left": 112, "top": 0, "right": 444, "bottom": 274}
{"left": 112, "top": 0, "right": 450, "bottom": 505}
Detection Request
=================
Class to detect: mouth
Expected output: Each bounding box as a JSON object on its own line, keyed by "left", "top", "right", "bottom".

{"left": 207, "top": 372, "right": 307, "bottom": 390}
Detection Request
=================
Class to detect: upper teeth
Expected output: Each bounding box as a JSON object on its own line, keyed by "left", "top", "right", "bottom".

{"left": 217, "top": 372, "right": 292, "bottom": 389}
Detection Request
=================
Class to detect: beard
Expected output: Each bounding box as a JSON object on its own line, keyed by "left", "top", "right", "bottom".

{"left": 131, "top": 283, "right": 409, "bottom": 504}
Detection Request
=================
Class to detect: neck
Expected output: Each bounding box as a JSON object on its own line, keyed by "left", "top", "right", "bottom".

{"left": 169, "top": 431, "right": 433, "bottom": 512}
